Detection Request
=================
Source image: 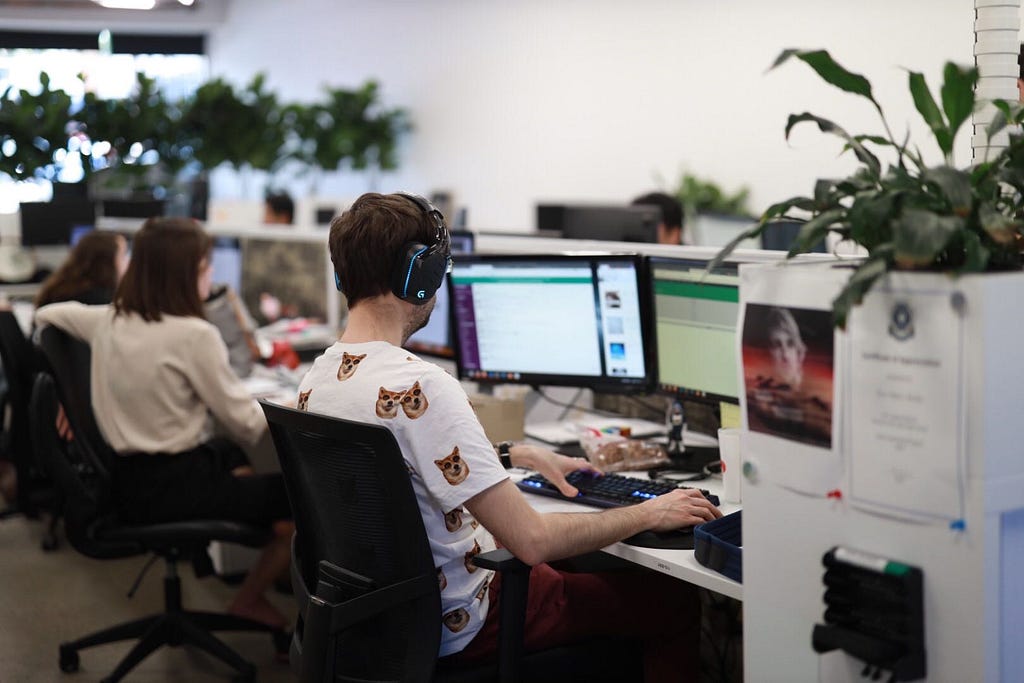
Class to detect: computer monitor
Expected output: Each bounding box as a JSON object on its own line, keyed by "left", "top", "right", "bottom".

{"left": 404, "top": 231, "right": 475, "bottom": 358}
{"left": 241, "top": 239, "right": 328, "bottom": 323}
{"left": 450, "top": 253, "right": 655, "bottom": 393}
{"left": 540, "top": 204, "right": 661, "bottom": 243}
{"left": 650, "top": 256, "right": 741, "bottom": 406}
{"left": 99, "top": 199, "right": 166, "bottom": 219}
{"left": 760, "top": 220, "right": 827, "bottom": 253}
{"left": 210, "top": 236, "right": 243, "bottom": 292}
{"left": 19, "top": 201, "right": 97, "bottom": 246}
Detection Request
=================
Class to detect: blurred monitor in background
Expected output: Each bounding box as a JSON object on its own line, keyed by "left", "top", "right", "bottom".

{"left": 241, "top": 238, "right": 327, "bottom": 324}
{"left": 20, "top": 200, "right": 96, "bottom": 246}
{"left": 537, "top": 203, "right": 660, "bottom": 243}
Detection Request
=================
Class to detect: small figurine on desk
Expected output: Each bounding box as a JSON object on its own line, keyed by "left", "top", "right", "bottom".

{"left": 667, "top": 400, "right": 685, "bottom": 457}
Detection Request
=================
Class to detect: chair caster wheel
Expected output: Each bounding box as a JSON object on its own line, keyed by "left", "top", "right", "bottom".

{"left": 58, "top": 645, "right": 79, "bottom": 673}
{"left": 41, "top": 535, "right": 59, "bottom": 552}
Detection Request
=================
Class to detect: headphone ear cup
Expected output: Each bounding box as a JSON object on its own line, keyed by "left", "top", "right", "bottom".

{"left": 335, "top": 271, "right": 343, "bottom": 293}
{"left": 391, "top": 242, "right": 447, "bottom": 304}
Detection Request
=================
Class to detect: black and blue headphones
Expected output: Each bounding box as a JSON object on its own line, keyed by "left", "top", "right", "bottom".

{"left": 334, "top": 192, "right": 453, "bottom": 306}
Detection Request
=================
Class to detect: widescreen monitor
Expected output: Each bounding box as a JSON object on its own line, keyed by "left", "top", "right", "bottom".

{"left": 20, "top": 201, "right": 96, "bottom": 247}
{"left": 450, "top": 253, "right": 655, "bottom": 393}
{"left": 404, "top": 231, "right": 475, "bottom": 359}
{"left": 99, "top": 199, "right": 166, "bottom": 219}
{"left": 539, "top": 204, "right": 661, "bottom": 243}
{"left": 650, "top": 256, "right": 740, "bottom": 406}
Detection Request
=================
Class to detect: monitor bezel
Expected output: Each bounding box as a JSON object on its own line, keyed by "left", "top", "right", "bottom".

{"left": 449, "top": 252, "right": 657, "bottom": 394}
{"left": 648, "top": 254, "right": 742, "bottom": 407}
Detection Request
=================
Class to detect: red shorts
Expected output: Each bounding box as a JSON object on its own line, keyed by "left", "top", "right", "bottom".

{"left": 453, "top": 561, "right": 699, "bottom": 680}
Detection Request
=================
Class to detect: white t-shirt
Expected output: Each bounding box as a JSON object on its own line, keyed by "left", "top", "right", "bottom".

{"left": 297, "top": 341, "right": 508, "bottom": 656}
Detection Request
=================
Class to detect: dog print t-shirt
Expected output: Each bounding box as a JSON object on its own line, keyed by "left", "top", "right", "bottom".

{"left": 297, "top": 341, "right": 509, "bottom": 656}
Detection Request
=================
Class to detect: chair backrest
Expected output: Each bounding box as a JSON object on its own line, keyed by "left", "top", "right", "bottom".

{"left": 29, "top": 371, "right": 139, "bottom": 559}
{"left": 35, "top": 326, "right": 116, "bottom": 478}
{"left": 260, "top": 400, "right": 442, "bottom": 681}
{"left": 0, "top": 310, "right": 42, "bottom": 510}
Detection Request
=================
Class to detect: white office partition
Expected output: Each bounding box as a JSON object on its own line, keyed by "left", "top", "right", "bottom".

{"left": 739, "top": 262, "right": 1024, "bottom": 682}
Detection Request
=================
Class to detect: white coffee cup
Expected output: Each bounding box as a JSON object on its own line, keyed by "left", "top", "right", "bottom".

{"left": 717, "top": 428, "right": 743, "bottom": 504}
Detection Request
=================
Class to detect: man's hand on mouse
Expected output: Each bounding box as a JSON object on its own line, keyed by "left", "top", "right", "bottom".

{"left": 509, "top": 443, "right": 602, "bottom": 497}
{"left": 640, "top": 488, "right": 722, "bottom": 530}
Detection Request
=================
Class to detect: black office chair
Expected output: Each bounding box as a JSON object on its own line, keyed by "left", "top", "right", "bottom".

{"left": 260, "top": 400, "right": 643, "bottom": 683}
{"left": 32, "top": 327, "right": 288, "bottom": 683}
{"left": 0, "top": 309, "right": 60, "bottom": 549}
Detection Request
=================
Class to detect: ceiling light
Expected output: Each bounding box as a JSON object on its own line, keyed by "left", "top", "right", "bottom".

{"left": 93, "top": 0, "right": 157, "bottom": 9}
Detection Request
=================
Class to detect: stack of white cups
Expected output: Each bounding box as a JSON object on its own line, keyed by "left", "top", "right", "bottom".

{"left": 974, "top": 0, "right": 1021, "bottom": 158}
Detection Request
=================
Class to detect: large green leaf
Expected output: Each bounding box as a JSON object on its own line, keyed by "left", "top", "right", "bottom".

{"left": 908, "top": 71, "right": 952, "bottom": 157}
{"left": 958, "top": 230, "right": 990, "bottom": 273}
{"left": 787, "top": 207, "right": 844, "bottom": 256}
{"left": 939, "top": 62, "right": 976, "bottom": 144}
{"left": 832, "top": 255, "right": 891, "bottom": 329}
{"left": 772, "top": 49, "right": 876, "bottom": 106}
{"left": 892, "top": 209, "right": 962, "bottom": 265}
{"left": 923, "top": 166, "right": 972, "bottom": 215}
{"left": 848, "top": 192, "right": 898, "bottom": 249}
{"left": 786, "top": 112, "right": 881, "bottom": 177}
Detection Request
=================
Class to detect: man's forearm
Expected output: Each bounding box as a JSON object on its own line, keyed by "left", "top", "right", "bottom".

{"left": 531, "top": 505, "right": 652, "bottom": 564}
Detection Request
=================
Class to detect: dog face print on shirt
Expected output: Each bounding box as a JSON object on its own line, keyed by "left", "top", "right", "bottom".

{"left": 444, "top": 507, "right": 464, "bottom": 533}
{"left": 443, "top": 608, "right": 470, "bottom": 633}
{"left": 376, "top": 387, "right": 405, "bottom": 419}
{"left": 464, "top": 540, "right": 481, "bottom": 573}
{"left": 438, "top": 568, "right": 447, "bottom": 592}
{"left": 297, "top": 389, "right": 311, "bottom": 411}
{"left": 435, "top": 446, "right": 469, "bottom": 486}
{"left": 401, "top": 381, "right": 429, "bottom": 419}
{"left": 336, "top": 352, "right": 366, "bottom": 381}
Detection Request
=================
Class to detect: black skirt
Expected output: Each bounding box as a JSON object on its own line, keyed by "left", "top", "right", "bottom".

{"left": 112, "top": 437, "right": 291, "bottom": 528}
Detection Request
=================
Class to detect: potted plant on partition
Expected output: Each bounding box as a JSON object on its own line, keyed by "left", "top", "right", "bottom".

{"left": 721, "top": 50, "right": 1024, "bottom": 683}
{"left": 712, "top": 49, "right": 1024, "bottom": 327}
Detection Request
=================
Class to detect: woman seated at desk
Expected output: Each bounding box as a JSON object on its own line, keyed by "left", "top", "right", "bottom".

{"left": 34, "top": 230, "right": 129, "bottom": 309}
{"left": 35, "top": 217, "right": 293, "bottom": 630}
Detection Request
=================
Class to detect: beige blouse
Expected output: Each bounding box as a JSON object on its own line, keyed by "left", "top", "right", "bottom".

{"left": 35, "top": 302, "right": 267, "bottom": 454}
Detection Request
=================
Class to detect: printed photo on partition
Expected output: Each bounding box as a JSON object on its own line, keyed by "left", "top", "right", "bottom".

{"left": 742, "top": 303, "right": 834, "bottom": 448}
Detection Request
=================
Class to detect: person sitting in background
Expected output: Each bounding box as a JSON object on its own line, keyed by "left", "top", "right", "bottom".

{"left": 35, "top": 217, "right": 293, "bottom": 630}
{"left": 631, "top": 191, "right": 686, "bottom": 245}
{"left": 263, "top": 191, "right": 295, "bottom": 225}
{"left": 34, "top": 231, "right": 129, "bottom": 308}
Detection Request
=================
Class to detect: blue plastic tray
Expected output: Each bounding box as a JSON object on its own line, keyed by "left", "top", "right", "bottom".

{"left": 694, "top": 510, "right": 742, "bottom": 583}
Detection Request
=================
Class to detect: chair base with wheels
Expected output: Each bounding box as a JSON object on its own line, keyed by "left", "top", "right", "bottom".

{"left": 58, "top": 552, "right": 290, "bottom": 683}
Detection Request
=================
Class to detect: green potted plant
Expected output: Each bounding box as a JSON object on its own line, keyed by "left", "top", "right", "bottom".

{"left": 712, "top": 49, "right": 1023, "bottom": 327}
{"left": 0, "top": 73, "right": 73, "bottom": 182}
{"left": 283, "top": 80, "right": 410, "bottom": 192}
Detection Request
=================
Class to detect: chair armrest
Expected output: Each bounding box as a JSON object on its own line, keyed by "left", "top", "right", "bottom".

{"left": 471, "top": 548, "right": 530, "bottom": 574}
{"left": 471, "top": 548, "right": 531, "bottom": 683}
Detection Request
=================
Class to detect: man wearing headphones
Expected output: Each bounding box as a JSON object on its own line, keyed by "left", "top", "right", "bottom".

{"left": 296, "top": 192, "right": 719, "bottom": 681}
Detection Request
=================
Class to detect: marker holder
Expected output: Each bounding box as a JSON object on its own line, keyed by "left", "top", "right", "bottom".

{"left": 811, "top": 546, "right": 926, "bottom": 682}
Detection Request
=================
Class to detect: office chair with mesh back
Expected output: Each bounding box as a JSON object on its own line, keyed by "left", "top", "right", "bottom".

{"left": 259, "top": 400, "right": 643, "bottom": 683}
{"left": 0, "top": 309, "right": 60, "bottom": 549}
{"left": 33, "top": 328, "right": 288, "bottom": 683}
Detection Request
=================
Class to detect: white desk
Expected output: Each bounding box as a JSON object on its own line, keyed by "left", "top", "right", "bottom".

{"left": 512, "top": 470, "right": 743, "bottom": 601}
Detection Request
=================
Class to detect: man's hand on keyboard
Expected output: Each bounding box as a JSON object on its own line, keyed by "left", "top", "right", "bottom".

{"left": 510, "top": 444, "right": 602, "bottom": 498}
{"left": 641, "top": 488, "right": 722, "bottom": 530}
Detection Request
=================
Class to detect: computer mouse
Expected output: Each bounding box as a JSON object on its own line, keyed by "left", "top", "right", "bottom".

{"left": 620, "top": 527, "right": 695, "bottom": 550}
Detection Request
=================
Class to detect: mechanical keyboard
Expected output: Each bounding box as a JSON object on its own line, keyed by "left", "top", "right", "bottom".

{"left": 517, "top": 470, "right": 721, "bottom": 509}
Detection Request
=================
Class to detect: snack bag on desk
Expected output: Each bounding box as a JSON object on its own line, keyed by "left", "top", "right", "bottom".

{"left": 577, "top": 426, "right": 669, "bottom": 473}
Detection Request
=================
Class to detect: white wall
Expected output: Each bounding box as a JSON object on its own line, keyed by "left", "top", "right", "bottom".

{"left": 207, "top": 0, "right": 975, "bottom": 231}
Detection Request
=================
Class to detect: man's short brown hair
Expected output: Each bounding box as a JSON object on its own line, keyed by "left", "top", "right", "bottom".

{"left": 114, "top": 217, "right": 212, "bottom": 322}
{"left": 329, "top": 193, "right": 439, "bottom": 307}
